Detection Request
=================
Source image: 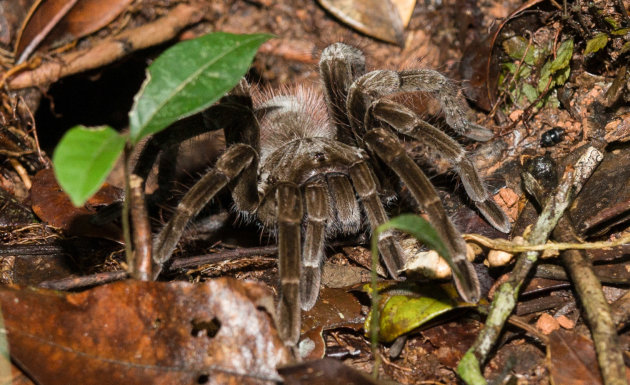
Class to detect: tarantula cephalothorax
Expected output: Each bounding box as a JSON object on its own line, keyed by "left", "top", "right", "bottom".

{"left": 149, "top": 42, "right": 511, "bottom": 345}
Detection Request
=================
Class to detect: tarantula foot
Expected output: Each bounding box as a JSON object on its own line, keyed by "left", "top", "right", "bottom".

{"left": 452, "top": 258, "right": 481, "bottom": 303}
{"left": 475, "top": 198, "right": 511, "bottom": 233}
{"left": 461, "top": 121, "right": 495, "bottom": 142}
{"left": 300, "top": 266, "right": 321, "bottom": 311}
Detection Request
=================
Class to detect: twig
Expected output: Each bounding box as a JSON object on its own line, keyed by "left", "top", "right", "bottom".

{"left": 38, "top": 271, "right": 127, "bottom": 290}
{"left": 7, "top": 4, "right": 204, "bottom": 89}
{"left": 169, "top": 245, "right": 279, "bottom": 270}
{"left": 536, "top": 263, "right": 630, "bottom": 285}
{"left": 457, "top": 146, "right": 603, "bottom": 385}
{"left": 463, "top": 232, "right": 630, "bottom": 253}
{"left": 611, "top": 291, "right": 630, "bottom": 330}
{"left": 553, "top": 217, "right": 627, "bottom": 385}
{"left": 129, "top": 174, "right": 152, "bottom": 281}
{"left": 526, "top": 153, "right": 626, "bottom": 385}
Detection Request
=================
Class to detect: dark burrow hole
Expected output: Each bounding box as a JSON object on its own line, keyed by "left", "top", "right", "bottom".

{"left": 191, "top": 317, "right": 221, "bottom": 338}
{"left": 197, "top": 374, "right": 209, "bottom": 384}
{"left": 34, "top": 48, "right": 164, "bottom": 154}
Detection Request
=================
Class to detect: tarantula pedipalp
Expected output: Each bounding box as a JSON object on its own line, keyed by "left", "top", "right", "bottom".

{"left": 150, "top": 42, "right": 510, "bottom": 345}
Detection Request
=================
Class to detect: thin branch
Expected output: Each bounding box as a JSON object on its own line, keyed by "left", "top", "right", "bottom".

{"left": 7, "top": 4, "right": 204, "bottom": 89}
{"left": 457, "top": 146, "right": 603, "bottom": 385}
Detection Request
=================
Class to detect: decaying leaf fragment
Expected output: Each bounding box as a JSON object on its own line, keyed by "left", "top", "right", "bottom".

{"left": 299, "top": 287, "right": 364, "bottom": 360}
{"left": 279, "top": 358, "right": 386, "bottom": 385}
{"left": 317, "top": 0, "right": 407, "bottom": 45}
{"left": 0, "top": 278, "right": 289, "bottom": 385}
{"left": 547, "top": 330, "right": 606, "bottom": 385}
{"left": 365, "top": 281, "right": 478, "bottom": 342}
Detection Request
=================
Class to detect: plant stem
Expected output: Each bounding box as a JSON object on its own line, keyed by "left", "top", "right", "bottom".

{"left": 122, "top": 144, "right": 133, "bottom": 271}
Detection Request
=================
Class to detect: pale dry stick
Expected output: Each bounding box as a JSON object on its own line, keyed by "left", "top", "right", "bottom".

{"left": 129, "top": 174, "right": 152, "bottom": 281}
{"left": 526, "top": 175, "right": 627, "bottom": 385}
{"left": 463, "top": 232, "right": 630, "bottom": 253}
{"left": 7, "top": 3, "right": 204, "bottom": 89}
{"left": 554, "top": 216, "right": 627, "bottom": 385}
{"left": 457, "top": 146, "right": 603, "bottom": 385}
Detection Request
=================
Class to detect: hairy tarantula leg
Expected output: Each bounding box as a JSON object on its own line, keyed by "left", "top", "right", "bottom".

{"left": 347, "top": 70, "right": 493, "bottom": 141}
{"left": 364, "top": 127, "right": 481, "bottom": 303}
{"left": 275, "top": 182, "right": 303, "bottom": 345}
{"left": 370, "top": 99, "right": 511, "bottom": 233}
{"left": 301, "top": 182, "right": 330, "bottom": 310}
{"left": 152, "top": 144, "right": 257, "bottom": 268}
{"left": 319, "top": 43, "right": 366, "bottom": 144}
{"left": 349, "top": 161, "right": 406, "bottom": 279}
{"left": 398, "top": 70, "right": 494, "bottom": 141}
{"left": 327, "top": 175, "right": 361, "bottom": 234}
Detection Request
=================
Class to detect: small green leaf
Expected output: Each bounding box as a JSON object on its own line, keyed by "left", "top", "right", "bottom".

{"left": 521, "top": 83, "right": 539, "bottom": 104}
{"left": 584, "top": 33, "right": 608, "bottom": 56}
{"left": 501, "top": 62, "right": 517, "bottom": 74}
{"left": 53, "top": 125, "right": 125, "bottom": 206}
{"left": 604, "top": 17, "right": 618, "bottom": 29}
{"left": 503, "top": 36, "right": 528, "bottom": 60}
{"left": 502, "top": 36, "right": 541, "bottom": 66}
{"left": 0, "top": 309, "right": 10, "bottom": 383}
{"left": 128, "top": 32, "right": 272, "bottom": 143}
{"left": 620, "top": 41, "right": 630, "bottom": 55}
{"left": 550, "top": 39, "right": 573, "bottom": 72}
{"left": 364, "top": 282, "right": 478, "bottom": 342}
{"left": 554, "top": 65, "right": 571, "bottom": 86}
{"left": 516, "top": 65, "right": 532, "bottom": 79}
{"left": 611, "top": 28, "right": 630, "bottom": 36}
{"left": 537, "top": 61, "right": 553, "bottom": 93}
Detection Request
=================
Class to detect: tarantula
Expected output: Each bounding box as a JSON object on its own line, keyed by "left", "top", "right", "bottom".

{"left": 147, "top": 42, "right": 510, "bottom": 345}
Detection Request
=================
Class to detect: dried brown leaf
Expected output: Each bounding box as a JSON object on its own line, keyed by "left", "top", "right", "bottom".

{"left": 299, "top": 287, "right": 364, "bottom": 360}
{"left": 30, "top": 169, "right": 122, "bottom": 241}
{"left": 318, "top": 0, "right": 404, "bottom": 45}
{"left": 0, "top": 278, "right": 290, "bottom": 385}
{"left": 279, "top": 358, "right": 385, "bottom": 385}
{"left": 43, "top": 0, "right": 133, "bottom": 49}
{"left": 14, "top": 0, "right": 79, "bottom": 63}
{"left": 547, "top": 330, "right": 603, "bottom": 385}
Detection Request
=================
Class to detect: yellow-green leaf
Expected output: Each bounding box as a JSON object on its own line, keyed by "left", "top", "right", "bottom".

{"left": 584, "top": 33, "right": 608, "bottom": 56}
{"left": 550, "top": 39, "right": 573, "bottom": 72}
{"left": 364, "top": 282, "right": 478, "bottom": 342}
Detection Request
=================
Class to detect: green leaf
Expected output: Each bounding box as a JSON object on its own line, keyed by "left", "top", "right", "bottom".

{"left": 611, "top": 28, "right": 630, "bottom": 36}
{"left": 374, "top": 214, "right": 451, "bottom": 261}
{"left": 128, "top": 32, "right": 272, "bottom": 143}
{"left": 584, "top": 33, "right": 609, "bottom": 56}
{"left": 0, "top": 309, "right": 10, "bottom": 383}
{"left": 364, "top": 282, "right": 478, "bottom": 342}
{"left": 521, "top": 83, "right": 539, "bottom": 104}
{"left": 503, "top": 36, "right": 529, "bottom": 60}
{"left": 501, "top": 62, "right": 517, "bottom": 74}
{"left": 620, "top": 41, "right": 630, "bottom": 55}
{"left": 53, "top": 125, "right": 125, "bottom": 206}
{"left": 550, "top": 39, "right": 573, "bottom": 72}
{"left": 554, "top": 65, "right": 571, "bottom": 86}
{"left": 604, "top": 17, "right": 618, "bottom": 29}
{"left": 537, "top": 61, "right": 553, "bottom": 93}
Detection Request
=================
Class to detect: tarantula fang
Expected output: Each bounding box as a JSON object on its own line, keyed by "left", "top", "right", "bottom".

{"left": 148, "top": 42, "right": 510, "bottom": 345}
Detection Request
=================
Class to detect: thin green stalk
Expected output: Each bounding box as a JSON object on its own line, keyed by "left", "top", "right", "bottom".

{"left": 370, "top": 234, "right": 381, "bottom": 377}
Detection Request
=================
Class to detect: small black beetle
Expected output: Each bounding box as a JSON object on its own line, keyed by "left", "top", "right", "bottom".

{"left": 540, "top": 127, "right": 565, "bottom": 147}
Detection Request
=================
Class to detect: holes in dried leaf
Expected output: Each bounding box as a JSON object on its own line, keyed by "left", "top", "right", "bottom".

{"left": 191, "top": 317, "right": 221, "bottom": 338}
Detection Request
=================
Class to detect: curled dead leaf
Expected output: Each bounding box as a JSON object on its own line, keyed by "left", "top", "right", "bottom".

{"left": 0, "top": 278, "right": 290, "bottom": 384}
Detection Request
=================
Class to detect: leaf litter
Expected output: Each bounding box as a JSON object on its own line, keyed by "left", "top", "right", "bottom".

{"left": 0, "top": 0, "right": 629, "bottom": 383}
